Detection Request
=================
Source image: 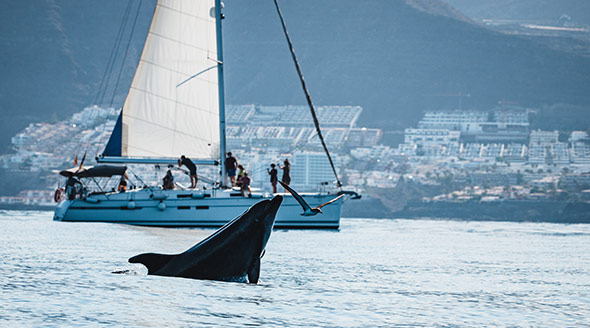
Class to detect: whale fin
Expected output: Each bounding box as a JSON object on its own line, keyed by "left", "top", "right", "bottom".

{"left": 247, "top": 257, "right": 261, "bottom": 284}
{"left": 129, "top": 253, "right": 175, "bottom": 275}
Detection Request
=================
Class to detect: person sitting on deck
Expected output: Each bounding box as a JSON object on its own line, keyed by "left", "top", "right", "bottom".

{"left": 117, "top": 176, "right": 127, "bottom": 192}
{"left": 162, "top": 170, "right": 175, "bottom": 190}
{"left": 66, "top": 176, "right": 82, "bottom": 200}
{"left": 236, "top": 165, "right": 246, "bottom": 187}
{"left": 240, "top": 172, "right": 251, "bottom": 197}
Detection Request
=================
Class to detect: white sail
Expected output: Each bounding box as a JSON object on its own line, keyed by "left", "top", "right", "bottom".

{"left": 121, "top": 0, "right": 220, "bottom": 159}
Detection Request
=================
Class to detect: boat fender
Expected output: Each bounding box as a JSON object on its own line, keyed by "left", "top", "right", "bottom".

{"left": 84, "top": 197, "right": 100, "bottom": 204}
{"left": 157, "top": 201, "right": 166, "bottom": 211}
{"left": 54, "top": 188, "right": 63, "bottom": 203}
{"left": 127, "top": 201, "right": 136, "bottom": 209}
{"left": 191, "top": 193, "right": 205, "bottom": 199}
{"left": 151, "top": 194, "right": 168, "bottom": 201}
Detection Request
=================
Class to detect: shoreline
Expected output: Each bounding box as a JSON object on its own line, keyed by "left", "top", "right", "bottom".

{"left": 4, "top": 200, "right": 590, "bottom": 225}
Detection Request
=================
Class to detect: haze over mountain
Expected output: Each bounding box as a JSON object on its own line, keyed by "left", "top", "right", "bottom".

{"left": 1, "top": 0, "right": 590, "bottom": 152}
{"left": 443, "top": 0, "right": 590, "bottom": 25}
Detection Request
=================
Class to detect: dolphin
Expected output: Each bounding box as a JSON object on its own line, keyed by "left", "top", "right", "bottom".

{"left": 129, "top": 195, "right": 283, "bottom": 283}
{"left": 279, "top": 181, "right": 343, "bottom": 216}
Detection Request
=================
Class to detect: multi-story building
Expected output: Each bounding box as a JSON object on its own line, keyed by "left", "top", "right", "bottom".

{"left": 418, "top": 110, "right": 488, "bottom": 131}
{"left": 460, "top": 143, "right": 483, "bottom": 160}
{"left": 346, "top": 128, "right": 382, "bottom": 148}
{"left": 418, "top": 109, "right": 530, "bottom": 143}
{"left": 569, "top": 131, "right": 588, "bottom": 143}
{"left": 291, "top": 152, "right": 342, "bottom": 191}
{"left": 551, "top": 143, "right": 570, "bottom": 164}
{"left": 530, "top": 130, "right": 559, "bottom": 145}
{"left": 571, "top": 142, "right": 590, "bottom": 164}
{"left": 501, "top": 143, "right": 527, "bottom": 163}
{"left": 403, "top": 129, "right": 460, "bottom": 145}
{"left": 225, "top": 105, "right": 372, "bottom": 152}
{"left": 480, "top": 143, "right": 504, "bottom": 160}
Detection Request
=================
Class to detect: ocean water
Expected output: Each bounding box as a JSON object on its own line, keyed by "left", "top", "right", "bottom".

{"left": 1, "top": 211, "right": 589, "bottom": 327}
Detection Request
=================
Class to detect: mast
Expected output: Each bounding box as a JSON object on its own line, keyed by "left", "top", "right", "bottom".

{"left": 215, "top": 0, "right": 227, "bottom": 187}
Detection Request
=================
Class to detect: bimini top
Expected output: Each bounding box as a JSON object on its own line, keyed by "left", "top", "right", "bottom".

{"left": 59, "top": 165, "right": 127, "bottom": 178}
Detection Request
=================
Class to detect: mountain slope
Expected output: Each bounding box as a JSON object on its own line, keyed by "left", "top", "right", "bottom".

{"left": 443, "top": 0, "right": 590, "bottom": 25}
{"left": 0, "top": 0, "right": 154, "bottom": 152}
{"left": 1, "top": 0, "right": 589, "bottom": 151}
{"left": 222, "top": 0, "right": 590, "bottom": 128}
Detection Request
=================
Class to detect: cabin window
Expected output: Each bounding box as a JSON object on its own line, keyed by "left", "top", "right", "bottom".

{"left": 196, "top": 206, "right": 209, "bottom": 210}
{"left": 177, "top": 206, "right": 190, "bottom": 210}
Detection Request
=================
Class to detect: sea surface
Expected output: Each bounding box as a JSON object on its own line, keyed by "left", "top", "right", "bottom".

{"left": 1, "top": 211, "right": 590, "bottom": 327}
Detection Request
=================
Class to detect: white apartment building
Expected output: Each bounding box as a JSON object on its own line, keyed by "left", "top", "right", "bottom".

{"left": 403, "top": 129, "right": 460, "bottom": 145}
{"left": 418, "top": 110, "right": 488, "bottom": 132}
{"left": 572, "top": 142, "right": 590, "bottom": 164}
{"left": 569, "top": 131, "right": 588, "bottom": 143}
{"left": 530, "top": 130, "right": 559, "bottom": 145}
{"left": 291, "top": 152, "right": 341, "bottom": 191}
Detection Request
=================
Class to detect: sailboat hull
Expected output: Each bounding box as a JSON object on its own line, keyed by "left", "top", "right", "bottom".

{"left": 53, "top": 189, "right": 341, "bottom": 229}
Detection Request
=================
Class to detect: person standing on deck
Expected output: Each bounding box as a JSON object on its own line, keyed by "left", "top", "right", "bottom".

{"left": 267, "top": 163, "right": 278, "bottom": 193}
{"left": 225, "top": 152, "right": 238, "bottom": 187}
{"left": 178, "top": 155, "right": 198, "bottom": 189}
{"left": 278, "top": 158, "right": 291, "bottom": 188}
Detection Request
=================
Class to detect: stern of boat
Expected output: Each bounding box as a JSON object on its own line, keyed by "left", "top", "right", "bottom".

{"left": 53, "top": 200, "right": 72, "bottom": 221}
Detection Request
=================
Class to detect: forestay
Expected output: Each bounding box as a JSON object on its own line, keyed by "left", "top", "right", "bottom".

{"left": 108, "top": 0, "right": 221, "bottom": 160}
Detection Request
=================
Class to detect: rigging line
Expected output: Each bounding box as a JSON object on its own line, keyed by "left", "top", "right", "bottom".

{"left": 99, "top": 0, "right": 133, "bottom": 106}
{"left": 109, "top": 0, "right": 143, "bottom": 108}
{"left": 93, "top": 0, "right": 139, "bottom": 157}
{"left": 94, "top": 0, "right": 142, "bottom": 157}
{"left": 74, "top": 0, "right": 132, "bottom": 163}
{"left": 272, "top": 0, "right": 342, "bottom": 188}
{"left": 94, "top": 0, "right": 132, "bottom": 106}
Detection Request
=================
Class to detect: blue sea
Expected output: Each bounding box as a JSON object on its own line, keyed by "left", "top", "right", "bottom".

{"left": 1, "top": 211, "right": 589, "bottom": 327}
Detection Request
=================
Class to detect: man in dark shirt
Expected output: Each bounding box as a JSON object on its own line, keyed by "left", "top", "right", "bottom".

{"left": 267, "top": 163, "right": 278, "bottom": 193}
{"left": 178, "top": 155, "right": 198, "bottom": 188}
{"left": 225, "top": 152, "right": 238, "bottom": 187}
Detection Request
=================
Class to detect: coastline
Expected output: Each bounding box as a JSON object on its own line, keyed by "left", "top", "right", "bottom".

{"left": 4, "top": 199, "right": 590, "bottom": 224}
{"left": 393, "top": 199, "right": 590, "bottom": 223}
{"left": 342, "top": 196, "right": 590, "bottom": 223}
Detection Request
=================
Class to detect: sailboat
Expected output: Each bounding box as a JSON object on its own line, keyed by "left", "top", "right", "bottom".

{"left": 53, "top": 0, "right": 350, "bottom": 229}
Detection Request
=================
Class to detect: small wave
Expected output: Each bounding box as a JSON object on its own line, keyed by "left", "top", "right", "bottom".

{"left": 111, "top": 269, "right": 144, "bottom": 275}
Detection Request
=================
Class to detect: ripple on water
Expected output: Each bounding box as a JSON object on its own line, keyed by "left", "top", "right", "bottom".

{"left": 1, "top": 214, "right": 590, "bottom": 326}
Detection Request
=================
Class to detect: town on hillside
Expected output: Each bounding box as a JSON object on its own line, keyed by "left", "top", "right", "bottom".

{"left": 1, "top": 104, "right": 590, "bottom": 215}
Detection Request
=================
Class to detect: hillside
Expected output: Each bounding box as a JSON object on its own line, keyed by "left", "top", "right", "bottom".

{"left": 1, "top": 0, "right": 590, "bottom": 152}
{"left": 0, "top": 0, "right": 154, "bottom": 152}
{"left": 443, "top": 0, "right": 590, "bottom": 25}
{"left": 221, "top": 0, "right": 590, "bottom": 128}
